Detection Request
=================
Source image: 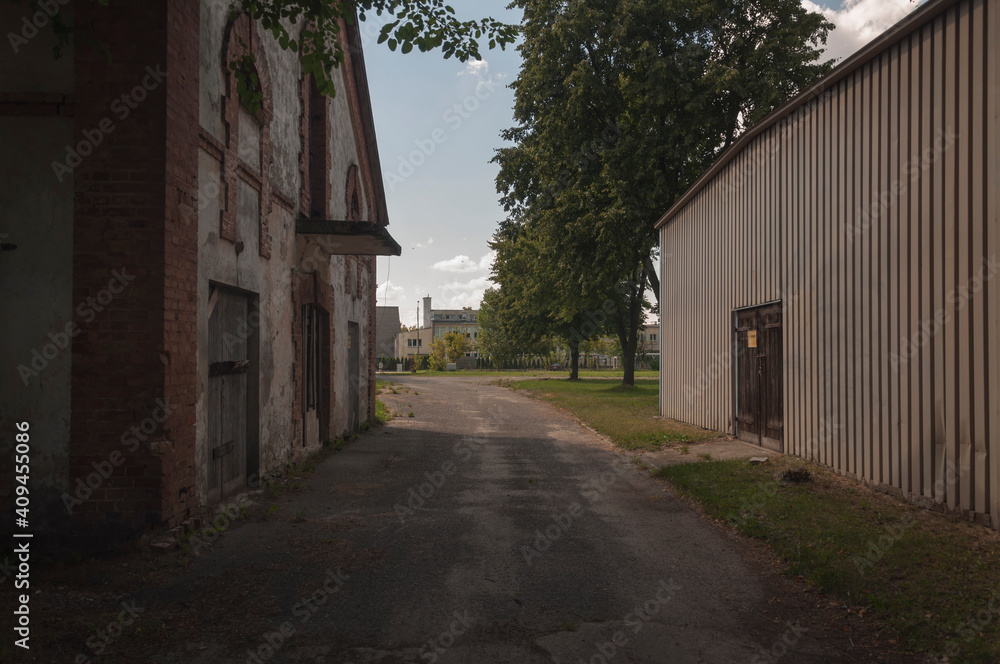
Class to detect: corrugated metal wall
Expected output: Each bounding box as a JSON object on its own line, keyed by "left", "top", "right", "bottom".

{"left": 660, "top": 0, "right": 1000, "bottom": 526}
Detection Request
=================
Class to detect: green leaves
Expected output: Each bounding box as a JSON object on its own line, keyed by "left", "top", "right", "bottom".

{"left": 493, "top": 0, "right": 834, "bottom": 384}
{"left": 227, "top": 0, "right": 518, "bottom": 108}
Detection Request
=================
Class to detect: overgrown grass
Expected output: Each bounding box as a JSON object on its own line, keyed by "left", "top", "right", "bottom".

{"left": 508, "top": 378, "right": 712, "bottom": 451}
{"left": 655, "top": 457, "right": 1000, "bottom": 663}
{"left": 374, "top": 398, "right": 392, "bottom": 424}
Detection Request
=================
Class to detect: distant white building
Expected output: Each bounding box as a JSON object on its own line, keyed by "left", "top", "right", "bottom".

{"left": 395, "top": 296, "right": 479, "bottom": 361}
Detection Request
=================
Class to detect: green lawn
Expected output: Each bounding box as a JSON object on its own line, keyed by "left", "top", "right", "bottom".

{"left": 657, "top": 457, "right": 1000, "bottom": 663}
{"left": 380, "top": 369, "right": 661, "bottom": 379}
{"left": 506, "top": 378, "right": 712, "bottom": 451}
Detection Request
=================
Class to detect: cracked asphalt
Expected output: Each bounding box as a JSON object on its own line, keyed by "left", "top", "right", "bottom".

{"left": 30, "top": 375, "right": 919, "bottom": 663}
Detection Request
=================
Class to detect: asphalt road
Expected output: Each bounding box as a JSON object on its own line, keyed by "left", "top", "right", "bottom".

{"left": 117, "top": 376, "right": 916, "bottom": 663}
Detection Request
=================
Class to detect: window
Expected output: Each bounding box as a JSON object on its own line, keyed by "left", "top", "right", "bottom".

{"left": 346, "top": 165, "right": 362, "bottom": 221}
{"left": 650, "top": 334, "right": 657, "bottom": 341}
{"left": 308, "top": 75, "right": 329, "bottom": 219}
{"left": 407, "top": 338, "right": 423, "bottom": 347}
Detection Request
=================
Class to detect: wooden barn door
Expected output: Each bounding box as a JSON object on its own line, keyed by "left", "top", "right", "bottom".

{"left": 347, "top": 321, "right": 360, "bottom": 432}
{"left": 735, "top": 304, "right": 783, "bottom": 451}
{"left": 302, "top": 304, "right": 329, "bottom": 448}
{"left": 207, "top": 287, "right": 250, "bottom": 504}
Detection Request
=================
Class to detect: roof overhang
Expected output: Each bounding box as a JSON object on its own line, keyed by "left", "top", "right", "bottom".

{"left": 296, "top": 218, "right": 402, "bottom": 256}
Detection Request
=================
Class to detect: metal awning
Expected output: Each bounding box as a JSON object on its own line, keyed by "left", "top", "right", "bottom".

{"left": 295, "top": 218, "right": 402, "bottom": 256}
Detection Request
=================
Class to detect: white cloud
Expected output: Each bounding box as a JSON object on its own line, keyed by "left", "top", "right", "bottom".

{"left": 461, "top": 59, "right": 489, "bottom": 78}
{"left": 803, "top": 0, "right": 923, "bottom": 63}
{"left": 478, "top": 250, "right": 496, "bottom": 271}
{"left": 431, "top": 250, "right": 495, "bottom": 274}
{"left": 376, "top": 279, "right": 406, "bottom": 306}
{"left": 415, "top": 237, "right": 434, "bottom": 249}
{"left": 440, "top": 275, "right": 494, "bottom": 309}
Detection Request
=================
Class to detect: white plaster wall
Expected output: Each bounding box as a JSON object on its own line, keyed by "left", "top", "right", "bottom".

{"left": 200, "top": 0, "right": 301, "bottom": 201}
{"left": 328, "top": 256, "right": 373, "bottom": 435}
{"left": 198, "top": 0, "right": 228, "bottom": 144}
{"left": 327, "top": 65, "right": 369, "bottom": 222}
{"left": 258, "top": 27, "right": 301, "bottom": 201}
{"left": 324, "top": 62, "right": 374, "bottom": 435}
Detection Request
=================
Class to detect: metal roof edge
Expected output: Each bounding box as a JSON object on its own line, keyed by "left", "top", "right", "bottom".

{"left": 654, "top": 0, "right": 959, "bottom": 230}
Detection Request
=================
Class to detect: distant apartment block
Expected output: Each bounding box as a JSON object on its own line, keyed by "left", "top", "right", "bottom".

{"left": 395, "top": 296, "right": 479, "bottom": 361}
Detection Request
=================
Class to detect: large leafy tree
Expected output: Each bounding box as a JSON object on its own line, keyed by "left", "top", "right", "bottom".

{"left": 484, "top": 216, "right": 611, "bottom": 378}
{"left": 493, "top": 0, "right": 833, "bottom": 386}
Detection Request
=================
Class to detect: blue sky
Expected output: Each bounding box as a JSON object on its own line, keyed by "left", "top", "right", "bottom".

{"left": 364, "top": 0, "right": 926, "bottom": 326}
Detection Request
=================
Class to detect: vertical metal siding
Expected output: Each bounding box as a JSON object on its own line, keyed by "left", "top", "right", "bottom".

{"left": 658, "top": 0, "right": 998, "bottom": 527}
{"left": 987, "top": 0, "right": 1000, "bottom": 528}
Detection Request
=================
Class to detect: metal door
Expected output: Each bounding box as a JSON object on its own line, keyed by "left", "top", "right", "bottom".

{"left": 207, "top": 287, "right": 249, "bottom": 504}
{"left": 735, "top": 303, "right": 783, "bottom": 451}
{"left": 735, "top": 309, "right": 761, "bottom": 442}
{"left": 347, "top": 321, "right": 360, "bottom": 432}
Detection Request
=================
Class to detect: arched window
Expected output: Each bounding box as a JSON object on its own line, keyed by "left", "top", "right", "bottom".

{"left": 221, "top": 14, "right": 274, "bottom": 258}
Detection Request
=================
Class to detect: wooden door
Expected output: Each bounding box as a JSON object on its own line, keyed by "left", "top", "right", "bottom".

{"left": 207, "top": 287, "right": 249, "bottom": 504}
{"left": 347, "top": 321, "right": 360, "bottom": 432}
{"left": 303, "top": 304, "right": 321, "bottom": 447}
{"left": 735, "top": 304, "right": 783, "bottom": 451}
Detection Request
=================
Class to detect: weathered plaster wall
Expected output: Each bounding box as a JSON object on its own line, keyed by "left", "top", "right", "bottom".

{"left": 198, "top": 0, "right": 227, "bottom": 144}
{"left": 196, "top": 4, "right": 302, "bottom": 501}
{"left": 197, "top": 4, "right": 379, "bottom": 500}
{"left": 324, "top": 61, "right": 374, "bottom": 435}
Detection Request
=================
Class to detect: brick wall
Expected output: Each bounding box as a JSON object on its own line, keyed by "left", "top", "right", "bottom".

{"left": 161, "top": 0, "right": 201, "bottom": 526}
{"left": 68, "top": 0, "right": 200, "bottom": 547}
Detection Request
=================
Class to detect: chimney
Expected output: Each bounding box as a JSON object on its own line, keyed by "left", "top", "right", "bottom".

{"left": 422, "top": 296, "right": 432, "bottom": 330}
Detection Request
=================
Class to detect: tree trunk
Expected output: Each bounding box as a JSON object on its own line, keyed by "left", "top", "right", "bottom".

{"left": 622, "top": 336, "right": 637, "bottom": 386}
{"left": 614, "top": 265, "right": 648, "bottom": 388}
{"left": 569, "top": 347, "right": 580, "bottom": 380}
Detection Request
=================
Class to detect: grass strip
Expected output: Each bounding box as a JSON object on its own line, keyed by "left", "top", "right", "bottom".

{"left": 656, "top": 457, "right": 1000, "bottom": 663}
{"left": 508, "top": 378, "right": 712, "bottom": 451}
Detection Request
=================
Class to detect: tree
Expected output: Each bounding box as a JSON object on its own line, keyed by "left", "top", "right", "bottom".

{"left": 486, "top": 217, "right": 610, "bottom": 379}
{"left": 477, "top": 288, "right": 521, "bottom": 369}
{"left": 494, "top": 0, "right": 833, "bottom": 386}
{"left": 429, "top": 331, "right": 472, "bottom": 370}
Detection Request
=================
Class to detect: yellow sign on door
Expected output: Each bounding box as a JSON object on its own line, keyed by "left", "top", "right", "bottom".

{"left": 748, "top": 330, "right": 758, "bottom": 348}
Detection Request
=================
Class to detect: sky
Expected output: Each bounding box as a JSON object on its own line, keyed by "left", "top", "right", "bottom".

{"left": 363, "top": 0, "right": 926, "bottom": 327}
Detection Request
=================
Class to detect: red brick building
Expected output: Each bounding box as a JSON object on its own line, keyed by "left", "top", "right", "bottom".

{"left": 0, "top": 0, "right": 399, "bottom": 549}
